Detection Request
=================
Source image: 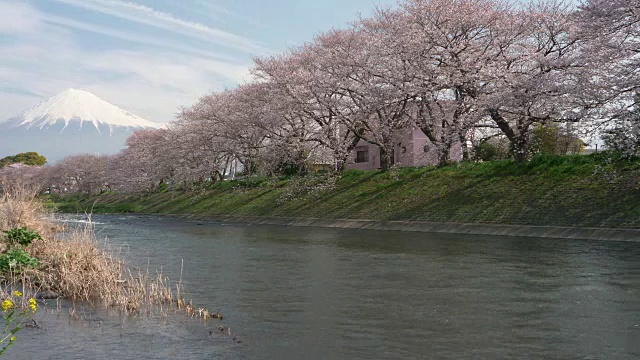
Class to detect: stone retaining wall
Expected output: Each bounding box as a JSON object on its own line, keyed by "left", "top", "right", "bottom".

{"left": 176, "top": 215, "right": 640, "bottom": 242}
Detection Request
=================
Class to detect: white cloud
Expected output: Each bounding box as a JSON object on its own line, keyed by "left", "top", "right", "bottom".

{"left": 0, "top": 41, "right": 249, "bottom": 121}
{"left": 165, "top": 0, "right": 263, "bottom": 27}
{"left": 0, "top": 1, "right": 42, "bottom": 34}
{"left": 44, "top": 15, "right": 241, "bottom": 63}
{"left": 0, "top": 0, "right": 256, "bottom": 123}
{"left": 52, "top": 0, "right": 268, "bottom": 53}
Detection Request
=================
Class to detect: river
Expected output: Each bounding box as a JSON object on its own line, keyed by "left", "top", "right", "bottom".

{"left": 10, "top": 214, "right": 640, "bottom": 359}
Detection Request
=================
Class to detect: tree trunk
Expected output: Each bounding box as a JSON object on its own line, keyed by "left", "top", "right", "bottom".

{"left": 459, "top": 131, "right": 471, "bottom": 161}
{"left": 419, "top": 125, "right": 454, "bottom": 168}
{"left": 436, "top": 133, "right": 453, "bottom": 167}
{"left": 335, "top": 150, "right": 351, "bottom": 172}
{"left": 222, "top": 158, "right": 231, "bottom": 179}
{"left": 379, "top": 147, "right": 392, "bottom": 171}
{"left": 335, "top": 132, "right": 363, "bottom": 173}
{"left": 512, "top": 132, "right": 530, "bottom": 163}
{"left": 488, "top": 109, "right": 533, "bottom": 163}
{"left": 437, "top": 146, "right": 450, "bottom": 167}
{"left": 239, "top": 158, "right": 251, "bottom": 176}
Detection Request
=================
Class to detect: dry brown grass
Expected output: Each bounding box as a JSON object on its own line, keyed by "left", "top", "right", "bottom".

{"left": 0, "top": 184, "right": 218, "bottom": 321}
{"left": 0, "top": 180, "right": 51, "bottom": 236}
{"left": 29, "top": 224, "right": 131, "bottom": 307}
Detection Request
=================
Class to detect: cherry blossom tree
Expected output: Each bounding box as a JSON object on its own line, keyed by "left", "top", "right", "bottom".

{"left": 43, "top": 155, "right": 110, "bottom": 194}
{"left": 468, "top": 0, "right": 586, "bottom": 162}
{"left": 356, "top": 0, "right": 518, "bottom": 165}
{"left": 0, "top": 164, "right": 45, "bottom": 194}
{"left": 115, "top": 129, "right": 175, "bottom": 192}
{"left": 230, "top": 82, "right": 322, "bottom": 174}
{"left": 253, "top": 44, "right": 366, "bottom": 170}
{"left": 576, "top": 0, "right": 640, "bottom": 155}
{"left": 178, "top": 89, "right": 267, "bottom": 177}
{"left": 305, "top": 28, "right": 415, "bottom": 169}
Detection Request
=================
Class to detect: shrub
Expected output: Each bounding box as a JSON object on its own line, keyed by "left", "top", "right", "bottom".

{"left": 603, "top": 123, "right": 640, "bottom": 160}
{"left": 530, "top": 124, "right": 584, "bottom": 156}
{"left": 473, "top": 137, "right": 511, "bottom": 161}
{"left": 0, "top": 249, "right": 39, "bottom": 274}
{"left": 2, "top": 227, "right": 42, "bottom": 248}
{"left": 276, "top": 162, "right": 307, "bottom": 177}
{"left": 602, "top": 94, "right": 640, "bottom": 159}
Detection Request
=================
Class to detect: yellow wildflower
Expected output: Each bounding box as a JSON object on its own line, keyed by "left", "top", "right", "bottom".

{"left": 28, "top": 298, "right": 37, "bottom": 313}
{"left": 12, "top": 291, "right": 22, "bottom": 297}
{"left": 1, "top": 299, "right": 13, "bottom": 312}
{"left": 9, "top": 336, "right": 15, "bottom": 342}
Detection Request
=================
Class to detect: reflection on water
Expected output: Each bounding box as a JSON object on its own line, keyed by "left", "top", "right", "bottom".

{"left": 11, "top": 215, "right": 640, "bottom": 359}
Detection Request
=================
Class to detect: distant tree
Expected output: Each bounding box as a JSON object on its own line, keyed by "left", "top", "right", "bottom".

{"left": 0, "top": 152, "right": 47, "bottom": 168}
{"left": 0, "top": 164, "right": 44, "bottom": 194}
{"left": 42, "top": 154, "right": 110, "bottom": 194}
{"left": 115, "top": 129, "right": 177, "bottom": 192}
{"left": 177, "top": 89, "right": 264, "bottom": 178}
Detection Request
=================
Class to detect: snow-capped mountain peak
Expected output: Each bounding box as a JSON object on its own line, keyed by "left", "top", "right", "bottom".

{"left": 6, "top": 88, "right": 163, "bottom": 131}
{"left": 0, "top": 88, "right": 166, "bottom": 162}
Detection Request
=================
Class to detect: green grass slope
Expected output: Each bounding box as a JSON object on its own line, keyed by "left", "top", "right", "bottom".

{"left": 50, "top": 155, "right": 640, "bottom": 228}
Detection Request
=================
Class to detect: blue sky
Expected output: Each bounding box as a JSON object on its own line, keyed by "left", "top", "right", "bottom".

{"left": 0, "top": 0, "right": 399, "bottom": 123}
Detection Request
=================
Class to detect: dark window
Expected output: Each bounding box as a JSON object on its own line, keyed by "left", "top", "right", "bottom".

{"left": 402, "top": 146, "right": 407, "bottom": 153}
{"left": 355, "top": 147, "right": 369, "bottom": 163}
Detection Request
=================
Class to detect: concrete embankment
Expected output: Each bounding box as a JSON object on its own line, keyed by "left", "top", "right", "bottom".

{"left": 50, "top": 155, "right": 640, "bottom": 240}
{"left": 173, "top": 215, "right": 640, "bottom": 242}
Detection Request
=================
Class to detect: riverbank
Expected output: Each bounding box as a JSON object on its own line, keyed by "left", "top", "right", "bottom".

{"left": 50, "top": 155, "right": 640, "bottom": 238}
{"left": 0, "top": 185, "right": 225, "bottom": 350}
{"left": 0, "top": 185, "right": 174, "bottom": 310}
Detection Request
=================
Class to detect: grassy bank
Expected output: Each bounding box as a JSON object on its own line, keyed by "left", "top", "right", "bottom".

{"left": 52, "top": 154, "right": 640, "bottom": 229}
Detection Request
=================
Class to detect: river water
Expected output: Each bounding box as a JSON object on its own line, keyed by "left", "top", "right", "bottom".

{"left": 10, "top": 215, "right": 640, "bottom": 359}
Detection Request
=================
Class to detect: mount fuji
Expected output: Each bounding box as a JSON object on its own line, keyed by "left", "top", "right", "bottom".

{"left": 0, "top": 89, "right": 164, "bottom": 162}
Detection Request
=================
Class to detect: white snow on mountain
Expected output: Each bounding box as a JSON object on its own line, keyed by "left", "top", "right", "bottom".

{"left": 3, "top": 88, "right": 163, "bottom": 132}
{"left": 0, "top": 88, "right": 165, "bottom": 162}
